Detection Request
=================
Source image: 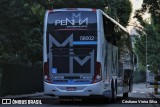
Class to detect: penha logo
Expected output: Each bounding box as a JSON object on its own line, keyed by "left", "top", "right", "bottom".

{"left": 55, "top": 13, "right": 88, "bottom": 26}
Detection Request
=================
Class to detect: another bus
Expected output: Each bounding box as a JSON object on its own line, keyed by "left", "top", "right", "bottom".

{"left": 43, "top": 8, "right": 134, "bottom": 101}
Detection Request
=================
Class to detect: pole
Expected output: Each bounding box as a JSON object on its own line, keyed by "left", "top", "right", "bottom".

{"left": 154, "top": 74, "right": 158, "bottom": 94}
{"left": 146, "top": 34, "right": 147, "bottom": 88}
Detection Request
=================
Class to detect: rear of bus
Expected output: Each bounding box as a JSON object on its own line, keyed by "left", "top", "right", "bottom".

{"left": 43, "top": 9, "right": 103, "bottom": 96}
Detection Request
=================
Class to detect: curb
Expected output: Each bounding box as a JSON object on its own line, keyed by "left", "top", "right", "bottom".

{"left": 148, "top": 92, "right": 156, "bottom": 98}
{"left": 149, "top": 92, "right": 160, "bottom": 99}
{"left": 148, "top": 92, "right": 160, "bottom": 107}
{"left": 0, "top": 92, "right": 44, "bottom": 98}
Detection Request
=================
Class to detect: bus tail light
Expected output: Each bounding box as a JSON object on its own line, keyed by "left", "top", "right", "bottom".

{"left": 44, "top": 62, "right": 51, "bottom": 83}
{"left": 92, "top": 61, "right": 102, "bottom": 83}
{"left": 49, "top": 9, "right": 53, "bottom": 13}
{"left": 92, "top": 9, "right": 96, "bottom": 12}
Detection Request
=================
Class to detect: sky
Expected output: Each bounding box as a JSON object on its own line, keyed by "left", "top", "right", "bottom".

{"left": 131, "top": 0, "right": 143, "bottom": 10}
{"left": 127, "top": 0, "right": 143, "bottom": 34}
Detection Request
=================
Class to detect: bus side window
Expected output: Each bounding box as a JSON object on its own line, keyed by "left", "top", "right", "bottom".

{"left": 118, "top": 62, "right": 123, "bottom": 77}
{"left": 102, "top": 15, "right": 115, "bottom": 45}
{"left": 103, "top": 15, "right": 108, "bottom": 40}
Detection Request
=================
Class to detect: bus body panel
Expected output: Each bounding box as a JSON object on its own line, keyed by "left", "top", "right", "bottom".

{"left": 43, "top": 11, "right": 49, "bottom": 63}
{"left": 44, "top": 81, "right": 110, "bottom": 96}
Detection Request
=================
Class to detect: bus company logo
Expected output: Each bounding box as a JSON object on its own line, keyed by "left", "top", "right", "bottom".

{"left": 48, "top": 34, "right": 94, "bottom": 72}
{"left": 2, "top": 99, "right": 11, "bottom": 104}
{"left": 55, "top": 13, "right": 88, "bottom": 26}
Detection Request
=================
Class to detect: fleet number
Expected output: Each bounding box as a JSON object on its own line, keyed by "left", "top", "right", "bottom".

{"left": 80, "top": 36, "right": 94, "bottom": 41}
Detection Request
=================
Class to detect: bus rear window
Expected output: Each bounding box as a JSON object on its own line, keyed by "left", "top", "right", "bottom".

{"left": 47, "top": 11, "right": 97, "bottom": 31}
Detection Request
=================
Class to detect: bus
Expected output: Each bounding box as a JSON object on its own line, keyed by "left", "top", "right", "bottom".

{"left": 43, "top": 8, "right": 134, "bottom": 101}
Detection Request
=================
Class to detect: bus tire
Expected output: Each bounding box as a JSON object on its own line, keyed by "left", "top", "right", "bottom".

{"left": 129, "top": 78, "right": 133, "bottom": 92}
{"left": 111, "top": 80, "right": 117, "bottom": 102}
{"left": 123, "top": 92, "right": 128, "bottom": 98}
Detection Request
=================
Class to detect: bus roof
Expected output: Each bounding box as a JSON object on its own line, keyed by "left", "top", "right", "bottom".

{"left": 48, "top": 8, "right": 129, "bottom": 34}
{"left": 101, "top": 11, "right": 128, "bottom": 33}
{"left": 48, "top": 8, "right": 96, "bottom": 12}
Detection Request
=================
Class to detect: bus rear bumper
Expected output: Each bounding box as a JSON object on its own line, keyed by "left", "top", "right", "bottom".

{"left": 44, "top": 81, "right": 108, "bottom": 96}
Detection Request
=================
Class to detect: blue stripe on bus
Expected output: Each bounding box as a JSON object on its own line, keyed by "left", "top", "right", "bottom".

{"left": 73, "top": 41, "right": 97, "bottom": 45}
{"left": 68, "top": 80, "right": 91, "bottom": 84}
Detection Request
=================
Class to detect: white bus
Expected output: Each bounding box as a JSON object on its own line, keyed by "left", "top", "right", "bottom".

{"left": 43, "top": 8, "right": 134, "bottom": 101}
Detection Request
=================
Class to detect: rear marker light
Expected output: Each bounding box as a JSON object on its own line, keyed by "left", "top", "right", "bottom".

{"left": 44, "top": 75, "right": 48, "bottom": 80}
{"left": 49, "top": 9, "right": 53, "bottom": 13}
{"left": 96, "top": 75, "right": 101, "bottom": 80}
{"left": 44, "top": 62, "right": 51, "bottom": 83}
{"left": 92, "top": 9, "right": 96, "bottom": 12}
{"left": 92, "top": 61, "right": 102, "bottom": 83}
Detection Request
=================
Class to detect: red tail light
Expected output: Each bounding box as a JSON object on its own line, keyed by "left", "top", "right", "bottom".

{"left": 44, "top": 62, "right": 51, "bottom": 83}
{"left": 92, "top": 9, "right": 96, "bottom": 12}
{"left": 92, "top": 61, "right": 102, "bottom": 83}
{"left": 49, "top": 9, "right": 53, "bottom": 13}
{"left": 44, "top": 62, "right": 49, "bottom": 75}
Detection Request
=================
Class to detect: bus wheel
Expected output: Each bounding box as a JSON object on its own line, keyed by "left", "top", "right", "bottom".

{"left": 123, "top": 92, "right": 128, "bottom": 98}
{"left": 111, "top": 81, "right": 117, "bottom": 102}
{"left": 129, "top": 79, "right": 133, "bottom": 92}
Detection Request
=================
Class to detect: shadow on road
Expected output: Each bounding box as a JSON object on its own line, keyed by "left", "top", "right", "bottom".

{"left": 43, "top": 96, "right": 125, "bottom": 106}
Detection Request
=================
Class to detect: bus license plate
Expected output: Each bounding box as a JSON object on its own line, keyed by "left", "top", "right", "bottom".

{"left": 66, "top": 87, "right": 77, "bottom": 91}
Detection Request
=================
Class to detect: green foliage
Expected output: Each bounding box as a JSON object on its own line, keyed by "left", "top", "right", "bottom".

{"left": 0, "top": 0, "right": 45, "bottom": 64}
{"left": 0, "top": 0, "right": 132, "bottom": 64}
{"left": 47, "top": 0, "right": 107, "bottom": 9}
{"left": 142, "top": 0, "right": 160, "bottom": 24}
{"left": 135, "top": 24, "right": 160, "bottom": 72}
{"left": 105, "top": 0, "right": 132, "bottom": 27}
{"left": 134, "top": 0, "right": 160, "bottom": 72}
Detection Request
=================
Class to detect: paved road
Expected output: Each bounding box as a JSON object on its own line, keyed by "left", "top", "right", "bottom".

{"left": 1, "top": 83, "right": 160, "bottom": 107}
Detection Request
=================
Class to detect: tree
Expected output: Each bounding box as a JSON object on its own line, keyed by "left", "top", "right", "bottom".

{"left": 134, "top": 0, "right": 160, "bottom": 94}
{"left": 105, "top": 0, "right": 132, "bottom": 27}
{"left": 142, "top": 0, "right": 160, "bottom": 24}
{"left": 135, "top": 23, "right": 160, "bottom": 94}
{"left": 46, "top": 0, "right": 106, "bottom": 9}
{"left": 135, "top": 24, "right": 160, "bottom": 71}
{"left": 0, "top": 0, "right": 45, "bottom": 64}
{"left": 0, "top": 0, "right": 132, "bottom": 64}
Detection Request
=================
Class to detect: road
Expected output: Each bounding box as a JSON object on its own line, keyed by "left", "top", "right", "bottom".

{"left": 1, "top": 83, "right": 160, "bottom": 107}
